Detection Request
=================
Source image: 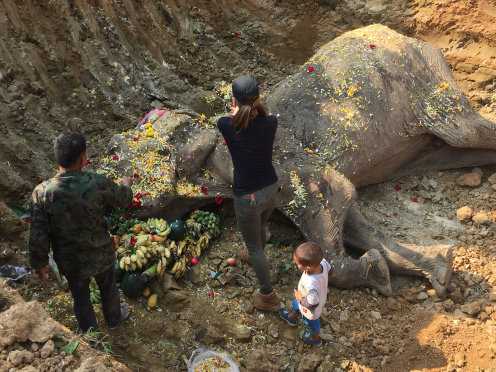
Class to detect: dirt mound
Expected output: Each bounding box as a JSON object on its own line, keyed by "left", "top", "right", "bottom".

{"left": 411, "top": 0, "right": 496, "bottom": 121}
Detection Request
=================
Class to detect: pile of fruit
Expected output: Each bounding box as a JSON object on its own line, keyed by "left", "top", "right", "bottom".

{"left": 111, "top": 210, "right": 221, "bottom": 284}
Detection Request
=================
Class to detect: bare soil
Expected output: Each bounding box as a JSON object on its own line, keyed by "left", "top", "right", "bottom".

{"left": 2, "top": 1, "right": 496, "bottom": 371}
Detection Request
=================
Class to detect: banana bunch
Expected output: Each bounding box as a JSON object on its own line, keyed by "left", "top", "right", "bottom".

{"left": 170, "top": 255, "right": 188, "bottom": 278}
{"left": 145, "top": 218, "right": 171, "bottom": 238}
{"left": 187, "top": 233, "right": 210, "bottom": 258}
{"left": 187, "top": 210, "right": 221, "bottom": 239}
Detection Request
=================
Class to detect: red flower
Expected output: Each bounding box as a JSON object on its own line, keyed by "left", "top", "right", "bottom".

{"left": 223, "top": 138, "right": 228, "bottom": 145}
{"left": 410, "top": 196, "right": 418, "bottom": 203}
{"left": 208, "top": 290, "right": 215, "bottom": 298}
{"left": 394, "top": 184, "right": 401, "bottom": 192}
{"left": 215, "top": 194, "right": 224, "bottom": 206}
{"left": 131, "top": 198, "right": 142, "bottom": 208}
{"left": 369, "top": 44, "right": 377, "bottom": 49}
{"left": 130, "top": 236, "right": 137, "bottom": 246}
{"left": 200, "top": 185, "right": 209, "bottom": 195}
{"left": 134, "top": 192, "right": 143, "bottom": 199}
{"left": 234, "top": 31, "right": 241, "bottom": 38}
{"left": 111, "top": 154, "right": 119, "bottom": 161}
{"left": 306, "top": 65, "right": 315, "bottom": 73}
{"left": 191, "top": 257, "right": 200, "bottom": 266}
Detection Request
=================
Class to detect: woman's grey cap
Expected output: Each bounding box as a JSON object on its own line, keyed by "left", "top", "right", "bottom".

{"left": 232, "top": 75, "right": 260, "bottom": 104}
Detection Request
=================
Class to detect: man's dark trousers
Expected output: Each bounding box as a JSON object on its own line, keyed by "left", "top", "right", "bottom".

{"left": 65, "top": 265, "right": 121, "bottom": 332}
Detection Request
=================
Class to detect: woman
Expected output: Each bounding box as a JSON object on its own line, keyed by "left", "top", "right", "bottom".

{"left": 217, "top": 75, "right": 280, "bottom": 311}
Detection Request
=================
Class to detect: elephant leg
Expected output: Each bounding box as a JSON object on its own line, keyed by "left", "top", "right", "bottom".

{"left": 391, "top": 142, "right": 496, "bottom": 180}
{"left": 288, "top": 167, "right": 392, "bottom": 296}
{"left": 344, "top": 203, "right": 453, "bottom": 297}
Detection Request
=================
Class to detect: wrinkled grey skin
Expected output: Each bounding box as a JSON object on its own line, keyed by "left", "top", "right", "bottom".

{"left": 126, "top": 25, "right": 496, "bottom": 297}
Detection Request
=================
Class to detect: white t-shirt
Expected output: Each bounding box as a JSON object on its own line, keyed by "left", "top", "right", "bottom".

{"left": 297, "top": 259, "right": 332, "bottom": 320}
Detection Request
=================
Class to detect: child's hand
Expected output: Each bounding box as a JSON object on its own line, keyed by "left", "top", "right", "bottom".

{"left": 294, "top": 289, "right": 302, "bottom": 301}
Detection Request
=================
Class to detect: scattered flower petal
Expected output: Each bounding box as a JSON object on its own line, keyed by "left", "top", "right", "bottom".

{"left": 215, "top": 194, "right": 224, "bottom": 206}
{"left": 306, "top": 65, "right": 315, "bottom": 73}
{"left": 200, "top": 185, "right": 209, "bottom": 195}
{"left": 369, "top": 44, "right": 377, "bottom": 49}
{"left": 394, "top": 184, "right": 401, "bottom": 192}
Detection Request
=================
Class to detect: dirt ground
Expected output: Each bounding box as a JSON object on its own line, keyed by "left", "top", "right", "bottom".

{"left": 2, "top": 1, "right": 496, "bottom": 371}
{"left": 7, "top": 165, "right": 496, "bottom": 372}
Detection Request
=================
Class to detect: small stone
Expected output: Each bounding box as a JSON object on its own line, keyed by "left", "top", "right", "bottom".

{"left": 40, "top": 340, "right": 55, "bottom": 359}
{"left": 268, "top": 323, "right": 279, "bottom": 339}
{"left": 339, "top": 310, "right": 350, "bottom": 322}
{"left": 490, "top": 292, "right": 496, "bottom": 302}
{"left": 427, "top": 289, "right": 438, "bottom": 298}
{"left": 456, "top": 172, "right": 481, "bottom": 187}
{"left": 297, "top": 353, "right": 324, "bottom": 372}
{"left": 479, "top": 311, "right": 489, "bottom": 321}
{"left": 370, "top": 311, "right": 382, "bottom": 320}
{"left": 461, "top": 301, "right": 482, "bottom": 316}
{"left": 30, "top": 343, "right": 39, "bottom": 352}
{"left": 230, "top": 324, "right": 251, "bottom": 342}
{"left": 7, "top": 350, "right": 34, "bottom": 367}
{"left": 456, "top": 206, "right": 474, "bottom": 221}
{"left": 472, "top": 211, "right": 492, "bottom": 225}
{"left": 416, "top": 292, "right": 428, "bottom": 301}
{"left": 282, "top": 327, "right": 298, "bottom": 342}
{"left": 443, "top": 299, "right": 455, "bottom": 312}
{"left": 385, "top": 298, "right": 398, "bottom": 311}
{"left": 454, "top": 352, "right": 466, "bottom": 368}
{"left": 488, "top": 173, "right": 496, "bottom": 185}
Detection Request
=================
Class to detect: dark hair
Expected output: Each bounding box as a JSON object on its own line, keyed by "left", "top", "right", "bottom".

{"left": 232, "top": 97, "right": 268, "bottom": 130}
{"left": 294, "top": 242, "right": 324, "bottom": 267}
{"left": 54, "top": 133, "right": 87, "bottom": 167}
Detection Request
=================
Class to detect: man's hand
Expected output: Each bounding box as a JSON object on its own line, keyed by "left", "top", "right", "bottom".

{"left": 294, "top": 288, "right": 303, "bottom": 302}
{"left": 36, "top": 266, "right": 50, "bottom": 283}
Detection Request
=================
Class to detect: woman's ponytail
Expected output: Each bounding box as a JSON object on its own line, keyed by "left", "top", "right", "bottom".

{"left": 233, "top": 97, "right": 268, "bottom": 131}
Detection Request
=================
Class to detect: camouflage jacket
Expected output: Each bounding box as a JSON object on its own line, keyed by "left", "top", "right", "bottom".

{"left": 29, "top": 170, "right": 132, "bottom": 279}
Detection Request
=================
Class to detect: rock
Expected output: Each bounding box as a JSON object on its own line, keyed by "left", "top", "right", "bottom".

{"left": 442, "top": 299, "right": 455, "bottom": 312}
{"left": 460, "top": 301, "right": 483, "bottom": 316}
{"left": 472, "top": 211, "right": 492, "bottom": 225}
{"left": 40, "top": 339, "right": 55, "bottom": 358}
{"left": 7, "top": 350, "right": 34, "bottom": 367}
{"left": 240, "top": 300, "right": 255, "bottom": 314}
{"left": 297, "top": 353, "right": 324, "bottom": 372}
{"left": 339, "top": 310, "right": 350, "bottom": 322}
{"left": 456, "top": 172, "right": 481, "bottom": 187}
{"left": 18, "top": 366, "right": 37, "bottom": 372}
{"left": 427, "top": 289, "right": 438, "bottom": 299}
{"left": 229, "top": 324, "right": 252, "bottom": 342}
{"left": 489, "top": 291, "right": 496, "bottom": 302}
{"left": 0, "top": 301, "right": 64, "bottom": 349}
{"left": 386, "top": 297, "right": 400, "bottom": 311}
{"left": 30, "top": 343, "right": 39, "bottom": 352}
{"left": 197, "top": 325, "right": 225, "bottom": 345}
{"left": 416, "top": 292, "right": 428, "bottom": 301}
{"left": 370, "top": 311, "right": 382, "bottom": 320}
{"left": 479, "top": 311, "right": 489, "bottom": 321}
{"left": 456, "top": 206, "right": 474, "bottom": 221}
{"left": 488, "top": 173, "right": 496, "bottom": 185}
{"left": 268, "top": 323, "right": 279, "bottom": 339}
{"left": 454, "top": 352, "right": 466, "bottom": 368}
{"left": 282, "top": 327, "right": 298, "bottom": 343}
{"left": 245, "top": 349, "right": 279, "bottom": 372}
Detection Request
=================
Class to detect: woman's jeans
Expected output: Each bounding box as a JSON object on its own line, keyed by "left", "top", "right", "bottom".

{"left": 233, "top": 182, "right": 278, "bottom": 294}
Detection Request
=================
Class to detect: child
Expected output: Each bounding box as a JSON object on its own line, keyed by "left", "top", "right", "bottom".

{"left": 279, "top": 242, "right": 332, "bottom": 346}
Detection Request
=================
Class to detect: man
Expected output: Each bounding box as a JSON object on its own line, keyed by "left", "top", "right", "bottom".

{"left": 29, "top": 133, "right": 133, "bottom": 332}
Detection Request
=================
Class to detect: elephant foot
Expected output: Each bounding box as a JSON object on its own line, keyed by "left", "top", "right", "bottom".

{"left": 328, "top": 250, "right": 392, "bottom": 296}
{"left": 399, "top": 243, "right": 454, "bottom": 298}
{"left": 360, "top": 249, "right": 393, "bottom": 296}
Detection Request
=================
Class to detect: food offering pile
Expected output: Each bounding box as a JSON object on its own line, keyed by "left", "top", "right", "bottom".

{"left": 107, "top": 210, "right": 221, "bottom": 305}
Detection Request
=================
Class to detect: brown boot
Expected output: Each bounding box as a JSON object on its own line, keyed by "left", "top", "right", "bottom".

{"left": 253, "top": 290, "right": 281, "bottom": 312}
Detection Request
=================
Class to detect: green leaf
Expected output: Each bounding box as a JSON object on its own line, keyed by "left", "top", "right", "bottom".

{"left": 63, "top": 340, "right": 80, "bottom": 355}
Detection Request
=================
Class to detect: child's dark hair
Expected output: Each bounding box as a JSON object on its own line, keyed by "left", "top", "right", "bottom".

{"left": 54, "top": 133, "right": 87, "bottom": 167}
{"left": 294, "top": 242, "right": 324, "bottom": 266}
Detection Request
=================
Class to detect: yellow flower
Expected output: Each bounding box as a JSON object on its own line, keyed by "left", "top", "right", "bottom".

{"left": 347, "top": 84, "right": 359, "bottom": 97}
{"left": 436, "top": 82, "right": 449, "bottom": 92}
